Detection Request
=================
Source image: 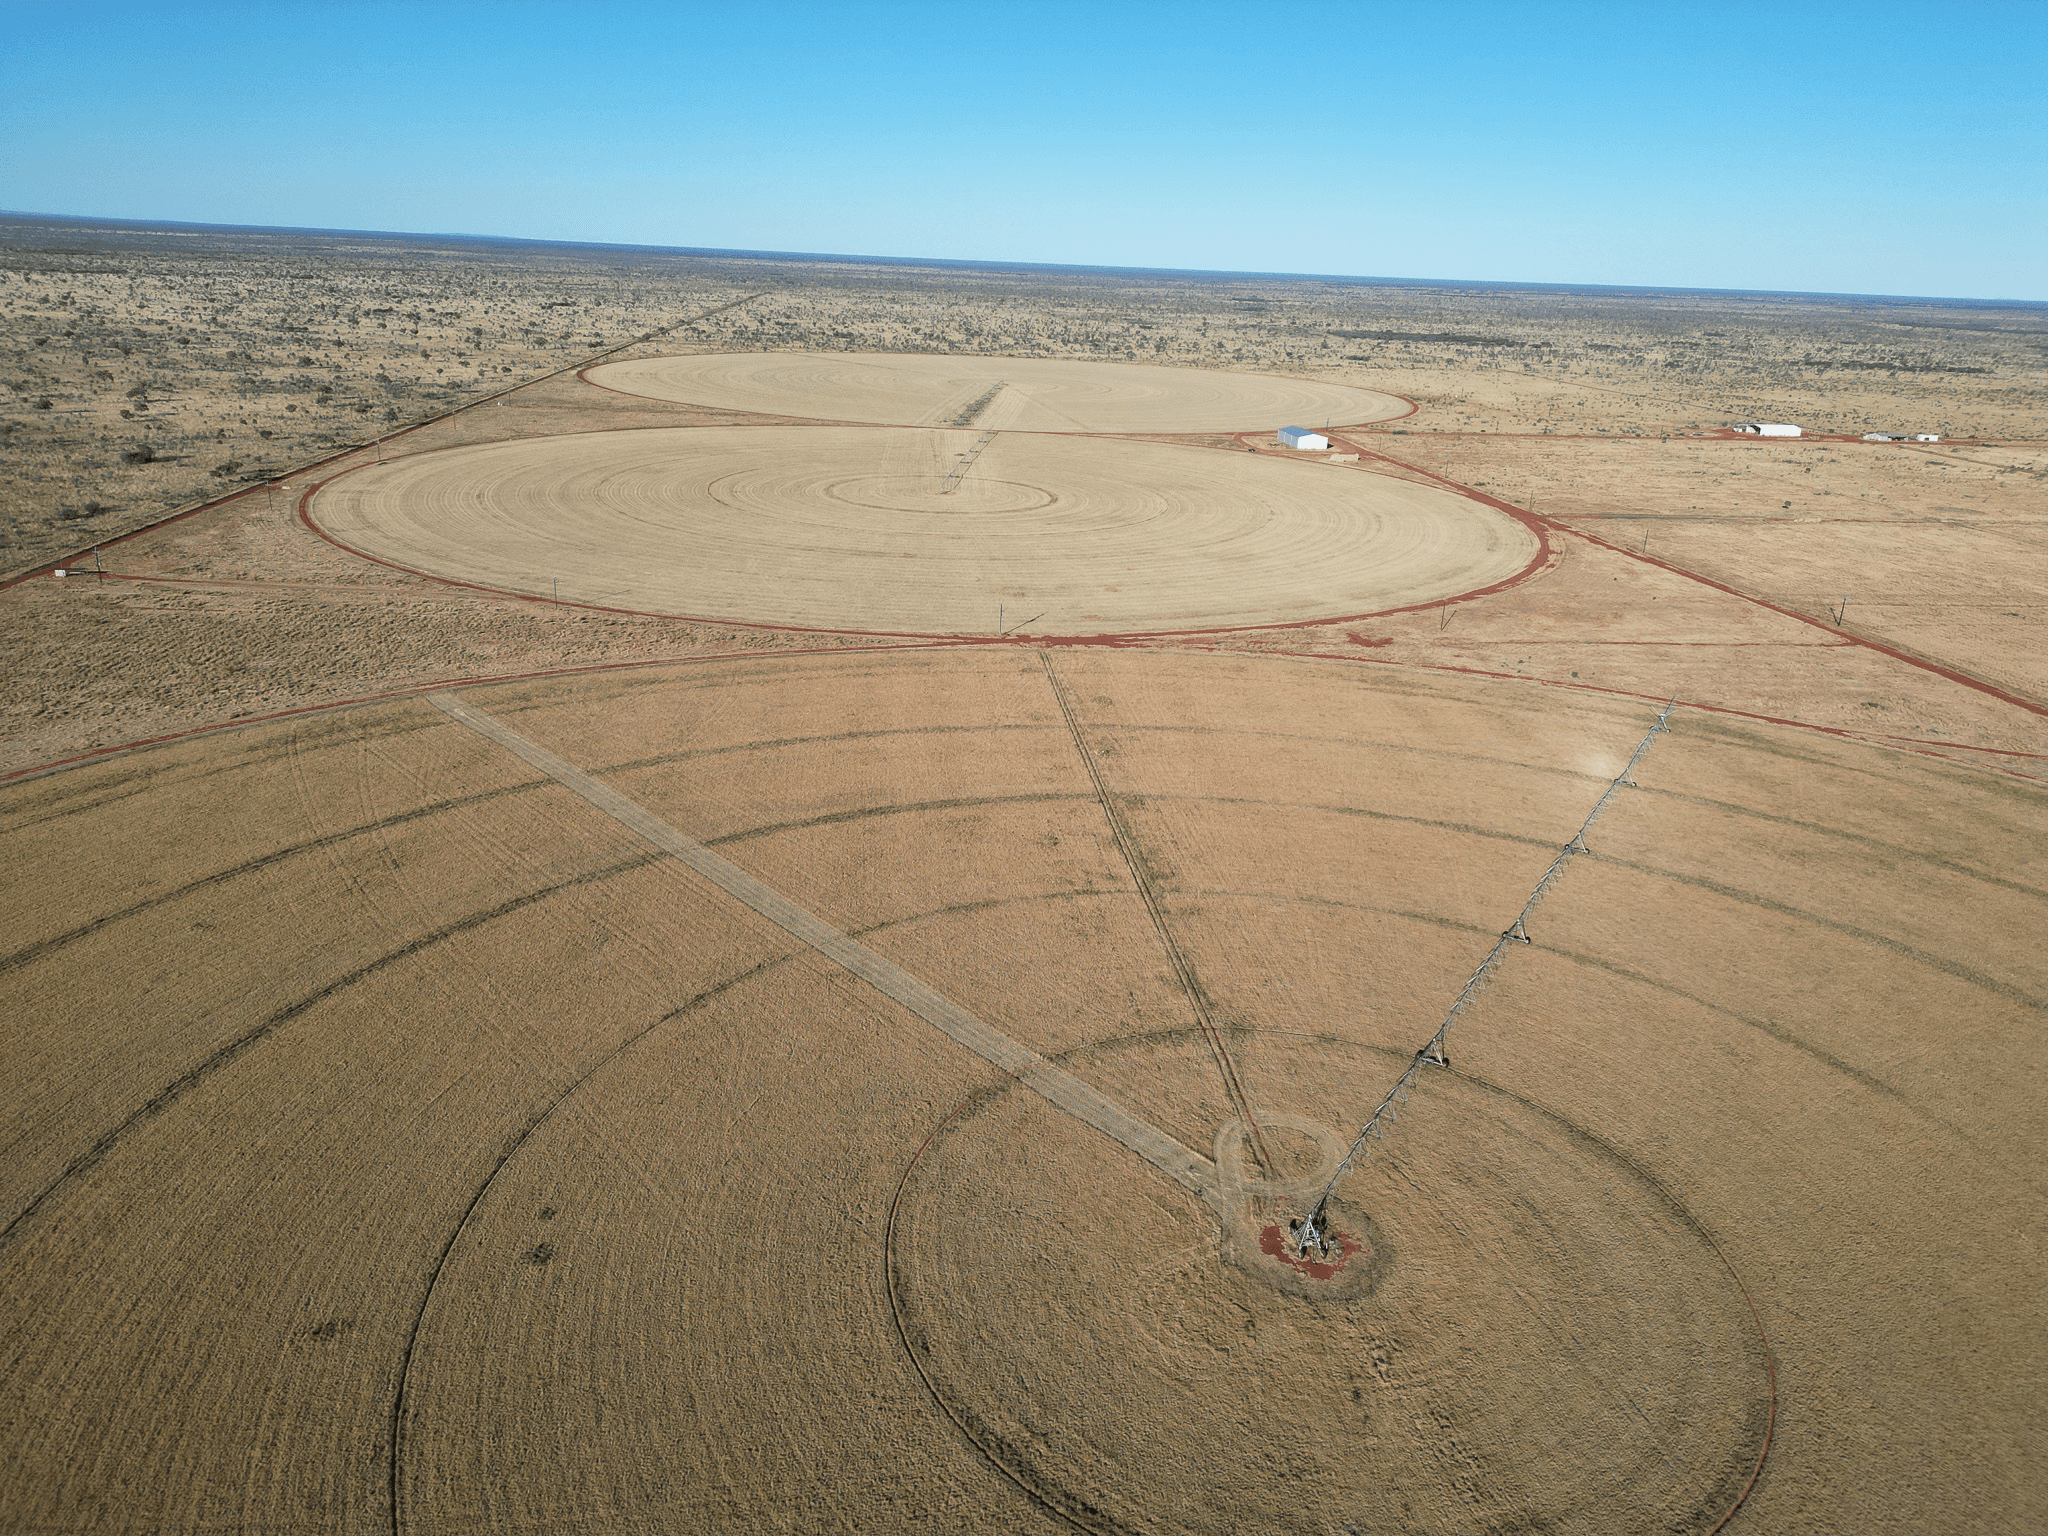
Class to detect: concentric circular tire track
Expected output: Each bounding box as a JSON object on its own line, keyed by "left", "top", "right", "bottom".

{"left": 385, "top": 955, "right": 781, "bottom": 1536}
{"left": 0, "top": 851, "right": 663, "bottom": 1256}
{"left": 306, "top": 426, "right": 1537, "bottom": 637}
{"left": 6, "top": 649, "right": 2041, "bottom": 1535}
{"left": 884, "top": 1032, "right": 1776, "bottom": 1536}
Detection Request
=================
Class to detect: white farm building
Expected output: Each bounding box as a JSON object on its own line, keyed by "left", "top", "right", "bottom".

{"left": 1278, "top": 426, "right": 1329, "bottom": 450}
{"left": 1733, "top": 422, "right": 1802, "bottom": 438}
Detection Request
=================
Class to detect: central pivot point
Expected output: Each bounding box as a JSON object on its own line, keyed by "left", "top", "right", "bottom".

{"left": 1289, "top": 1212, "right": 1334, "bottom": 1263}
{"left": 1258, "top": 1216, "right": 1365, "bottom": 1281}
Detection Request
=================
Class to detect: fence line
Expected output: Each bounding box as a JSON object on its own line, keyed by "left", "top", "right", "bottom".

{"left": 1301, "top": 701, "right": 1676, "bottom": 1243}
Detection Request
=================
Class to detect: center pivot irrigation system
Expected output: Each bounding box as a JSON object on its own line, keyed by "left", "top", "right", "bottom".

{"left": 1295, "top": 701, "right": 1678, "bottom": 1257}
{"left": 942, "top": 428, "right": 1000, "bottom": 494}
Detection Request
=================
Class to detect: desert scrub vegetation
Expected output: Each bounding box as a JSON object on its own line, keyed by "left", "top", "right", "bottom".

{"left": 4, "top": 211, "right": 2041, "bottom": 575}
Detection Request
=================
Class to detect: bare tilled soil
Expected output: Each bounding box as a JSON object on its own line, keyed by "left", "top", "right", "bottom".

{"left": 2, "top": 220, "right": 2045, "bottom": 1536}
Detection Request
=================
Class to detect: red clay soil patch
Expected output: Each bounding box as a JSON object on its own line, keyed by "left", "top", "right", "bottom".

{"left": 1258, "top": 1219, "right": 1364, "bottom": 1280}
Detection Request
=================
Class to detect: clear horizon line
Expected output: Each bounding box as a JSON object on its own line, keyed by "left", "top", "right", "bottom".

{"left": 2, "top": 206, "right": 2042, "bottom": 310}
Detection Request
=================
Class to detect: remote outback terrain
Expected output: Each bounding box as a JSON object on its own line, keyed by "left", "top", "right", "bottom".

{"left": 2, "top": 213, "right": 2044, "bottom": 1536}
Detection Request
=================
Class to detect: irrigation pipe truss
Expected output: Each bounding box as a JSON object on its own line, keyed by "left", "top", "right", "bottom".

{"left": 1304, "top": 700, "right": 1676, "bottom": 1238}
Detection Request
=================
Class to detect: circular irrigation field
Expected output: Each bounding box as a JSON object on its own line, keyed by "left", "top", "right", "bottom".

{"left": 891, "top": 1034, "right": 1764, "bottom": 1534}
{"left": 307, "top": 426, "right": 1537, "bottom": 634}
{"left": 583, "top": 351, "right": 1413, "bottom": 432}
{"left": 2, "top": 647, "right": 2039, "bottom": 1535}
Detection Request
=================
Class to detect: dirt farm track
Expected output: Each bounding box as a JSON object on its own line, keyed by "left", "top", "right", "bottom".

{"left": 3, "top": 350, "right": 2045, "bottom": 1536}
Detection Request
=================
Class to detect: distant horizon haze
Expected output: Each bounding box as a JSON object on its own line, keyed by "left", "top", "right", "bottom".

{"left": 4, "top": 207, "right": 2041, "bottom": 313}
{"left": 2, "top": 0, "right": 2042, "bottom": 303}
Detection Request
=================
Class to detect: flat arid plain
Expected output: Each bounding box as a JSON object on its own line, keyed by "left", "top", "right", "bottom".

{"left": 3, "top": 213, "right": 2045, "bottom": 1535}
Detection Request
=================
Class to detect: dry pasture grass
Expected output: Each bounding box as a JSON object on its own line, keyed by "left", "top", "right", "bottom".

{"left": 2, "top": 650, "right": 2042, "bottom": 1533}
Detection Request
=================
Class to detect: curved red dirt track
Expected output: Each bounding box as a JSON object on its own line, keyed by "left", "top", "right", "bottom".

{"left": 12, "top": 395, "right": 2037, "bottom": 792}
{"left": 1320, "top": 430, "right": 2048, "bottom": 725}
{"left": 1242, "top": 428, "right": 1559, "bottom": 618}
{"left": 12, "top": 628, "right": 2044, "bottom": 793}
{"left": 1565, "top": 523, "right": 2048, "bottom": 722}
{"left": 3, "top": 476, "right": 288, "bottom": 593}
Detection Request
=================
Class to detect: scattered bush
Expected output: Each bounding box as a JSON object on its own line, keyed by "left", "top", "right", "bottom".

{"left": 35, "top": 398, "right": 51, "bottom": 410}
{"left": 122, "top": 443, "right": 159, "bottom": 464}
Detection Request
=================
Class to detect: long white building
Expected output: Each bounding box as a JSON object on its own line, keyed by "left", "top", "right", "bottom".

{"left": 1733, "top": 422, "right": 1802, "bottom": 438}
{"left": 1278, "top": 426, "right": 1329, "bottom": 450}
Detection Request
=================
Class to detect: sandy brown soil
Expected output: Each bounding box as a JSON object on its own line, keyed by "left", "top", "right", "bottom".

{"left": 3, "top": 219, "right": 2045, "bottom": 1535}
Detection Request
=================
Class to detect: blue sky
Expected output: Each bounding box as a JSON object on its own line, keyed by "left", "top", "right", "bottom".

{"left": 4, "top": 1, "right": 2043, "bottom": 299}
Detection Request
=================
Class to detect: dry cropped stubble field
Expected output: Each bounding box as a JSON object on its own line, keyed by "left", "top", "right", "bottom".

{"left": 307, "top": 423, "right": 1533, "bottom": 633}
{"left": 2, "top": 218, "right": 2045, "bottom": 1536}
{"left": 584, "top": 352, "right": 1411, "bottom": 433}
